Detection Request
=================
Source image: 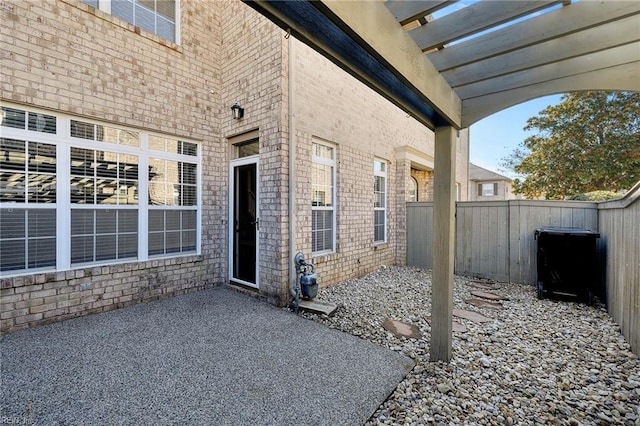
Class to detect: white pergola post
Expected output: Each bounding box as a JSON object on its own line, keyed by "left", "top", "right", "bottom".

{"left": 430, "top": 126, "right": 457, "bottom": 362}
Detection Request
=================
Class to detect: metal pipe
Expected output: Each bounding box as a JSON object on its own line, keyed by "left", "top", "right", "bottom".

{"left": 288, "top": 34, "right": 298, "bottom": 299}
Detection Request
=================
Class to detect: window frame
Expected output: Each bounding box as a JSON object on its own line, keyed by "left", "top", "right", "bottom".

{"left": 80, "top": 0, "right": 181, "bottom": 45}
{"left": 478, "top": 182, "right": 498, "bottom": 197}
{"left": 311, "top": 141, "right": 336, "bottom": 256}
{"left": 0, "top": 103, "right": 200, "bottom": 276}
{"left": 373, "top": 158, "right": 387, "bottom": 244}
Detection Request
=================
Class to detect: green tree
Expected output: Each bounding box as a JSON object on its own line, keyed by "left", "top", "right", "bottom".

{"left": 501, "top": 92, "right": 640, "bottom": 199}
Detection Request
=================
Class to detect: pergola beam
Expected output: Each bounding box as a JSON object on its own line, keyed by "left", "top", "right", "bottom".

{"left": 456, "top": 43, "right": 640, "bottom": 100}
{"left": 443, "top": 17, "right": 640, "bottom": 87}
{"left": 409, "top": 0, "right": 562, "bottom": 52}
{"left": 461, "top": 62, "right": 640, "bottom": 127}
{"left": 385, "top": 0, "right": 457, "bottom": 26}
{"left": 427, "top": 0, "right": 640, "bottom": 71}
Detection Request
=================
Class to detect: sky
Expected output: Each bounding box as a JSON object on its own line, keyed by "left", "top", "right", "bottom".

{"left": 468, "top": 95, "right": 563, "bottom": 178}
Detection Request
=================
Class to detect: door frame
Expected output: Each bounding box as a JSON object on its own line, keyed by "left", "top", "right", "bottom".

{"left": 229, "top": 155, "right": 260, "bottom": 288}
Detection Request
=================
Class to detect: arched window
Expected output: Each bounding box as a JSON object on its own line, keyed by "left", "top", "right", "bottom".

{"left": 409, "top": 176, "right": 418, "bottom": 202}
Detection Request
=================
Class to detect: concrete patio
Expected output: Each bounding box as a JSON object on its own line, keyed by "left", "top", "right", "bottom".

{"left": 0, "top": 287, "right": 414, "bottom": 425}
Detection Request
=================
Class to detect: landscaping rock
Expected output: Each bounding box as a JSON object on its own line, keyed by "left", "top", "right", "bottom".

{"left": 300, "top": 266, "right": 640, "bottom": 426}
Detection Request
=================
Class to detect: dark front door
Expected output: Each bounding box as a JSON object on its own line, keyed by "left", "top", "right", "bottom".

{"left": 231, "top": 159, "right": 258, "bottom": 286}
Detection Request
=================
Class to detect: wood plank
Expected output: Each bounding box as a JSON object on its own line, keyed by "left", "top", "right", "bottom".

{"left": 428, "top": 1, "right": 640, "bottom": 71}
{"left": 430, "top": 126, "right": 457, "bottom": 362}
{"left": 441, "top": 17, "right": 640, "bottom": 87}
{"left": 461, "top": 61, "right": 640, "bottom": 126}
{"left": 456, "top": 43, "right": 640, "bottom": 100}
{"left": 409, "top": 0, "right": 561, "bottom": 51}
{"left": 385, "top": 0, "right": 456, "bottom": 26}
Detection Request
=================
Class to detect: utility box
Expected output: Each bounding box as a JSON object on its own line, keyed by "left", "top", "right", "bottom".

{"left": 534, "top": 227, "right": 601, "bottom": 305}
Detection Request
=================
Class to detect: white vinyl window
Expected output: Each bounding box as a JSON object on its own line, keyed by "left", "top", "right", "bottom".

{"left": 479, "top": 183, "right": 498, "bottom": 197}
{"left": 0, "top": 103, "right": 200, "bottom": 276}
{"left": 81, "top": 0, "right": 179, "bottom": 44}
{"left": 374, "top": 159, "right": 387, "bottom": 244}
{"left": 311, "top": 141, "right": 336, "bottom": 255}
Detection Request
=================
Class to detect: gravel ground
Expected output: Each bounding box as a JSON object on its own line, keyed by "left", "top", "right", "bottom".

{"left": 300, "top": 266, "right": 640, "bottom": 425}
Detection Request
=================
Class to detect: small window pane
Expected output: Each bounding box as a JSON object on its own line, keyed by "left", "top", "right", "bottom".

{"left": 237, "top": 141, "right": 259, "bottom": 158}
{"left": 182, "top": 210, "right": 196, "bottom": 229}
{"left": 1, "top": 139, "right": 26, "bottom": 171}
{"left": 27, "top": 113, "right": 56, "bottom": 133}
{"left": 112, "top": 0, "right": 134, "bottom": 24}
{"left": 181, "top": 162, "right": 197, "bottom": 184}
{"left": 28, "top": 238, "right": 56, "bottom": 268}
{"left": 119, "top": 130, "right": 139, "bottom": 147}
{"left": 28, "top": 210, "right": 56, "bottom": 237}
{"left": 156, "top": 0, "right": 176, "bottom": 20}
{"left": 29, "top": 174, "right": 56, "bottom": 203}
{"left": 96, "top": 179, "right": 118, "bottom": 204}
{"left": 71, "top": 236, "right": 94, "bottom": 263}
{"left": 148, "top": 232, "right": 164, "bottom": 255}
{"left": 71, "top": 177, "right": 95, "bottom": 204}
{"left": 1, "top": 239, "right": 25, "bottom": 271}
{"left": 135, "top": 3, "right": 156, "bottom": 34}
{"left": 71, "top": 210, "right": 94, "bottom": 236}
{"left": 181, "top": 186, "right": 197, "bottom": 206}
{"left": 166, "top": 231, "right": 180, "bottom": 253}
{"left": 28, "top": 142, "right": 56, "bottom": 174}
{"left": 182, "top": 230, "right": 196, "bottom": 251}
{"left": 1, "top": 209, "right": 25, "bottom": 238}
{"left": 96, "top": 158, "right": 118, "bottom": 178}
{"left": 180, "top": 141, "right": 198, "bottom": 156}
{"left": 96, "top": 235, "right": 116, "bottom": 261}
{"left": 149, "top": 210, "right": 164, "bottom": 232}
{"left": 118, "top": 233, "right": 138, "bottom": 259}
{"left": 166, "top": 210, "right": 180, "bottom": 231}
{"left": 148, "top": 135, "right": 166, "bottom": 151}
{"left": 119, "top": 210, "right": 138, "bottom": 233}
{"left": 96, "top": 210, "right": 117, "bottom": 234}
{"left": 1, "top": 108, "right": 26, "bottom": 129}
{"left": 0, "top": 172, "right": 26, "bottom": 202}
{"left": 70, "top": 120, "right": 96, "bottom": 140}
{"left": 156, "top": 17, "right": 175, "bottom": 42}
{"left": 313, "top": 143, "right": 333, "bottom": 160}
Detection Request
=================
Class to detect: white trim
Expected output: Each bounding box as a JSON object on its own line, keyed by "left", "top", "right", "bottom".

{"left": 374, "top": 158, "right": 387, "bottom": 244}
{"left": 229, "top": 155, "right": 260, "bottom": 289}
{"left": 0, "top": 102, "right": 201, "bottom": 276}
{"left": 311, "top": 140, "right": 337, "bottom": 255}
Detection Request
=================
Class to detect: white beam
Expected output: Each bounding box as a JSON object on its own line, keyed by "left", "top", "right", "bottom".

{"left": 319, "top": 0, "right": 462, "bottom": 127}
{"left": 409, "top": 0, "right": 561, "bottom": 51}
{"left": 456, "top": 43, "right": 640, "bottom": 100}
{"left": 430, "top": 126, "right": 457, "bottom": 362}
{"left": 461, "top": 62, "right": 640, "bottom": 127}
{"left": 428, "top": 1, "right": 640, "bottom": 71}
{"left": 385, "top": 0, "right": 456, "bottom": 25}
{"left": 443, "top": 16, "right": 640, "bottom": 87}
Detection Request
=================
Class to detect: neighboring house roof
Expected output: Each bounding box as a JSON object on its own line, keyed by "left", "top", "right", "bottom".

{"left": 469, "top": 163, "right": 512, "bottom": 182}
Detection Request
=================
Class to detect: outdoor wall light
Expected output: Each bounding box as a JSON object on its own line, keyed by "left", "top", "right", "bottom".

{"left": 231, "top": 102, "right": 244, "bottom": 120}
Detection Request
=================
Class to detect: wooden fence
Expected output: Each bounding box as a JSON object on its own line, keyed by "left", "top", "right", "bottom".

{"left": 407, "top": 200, "right": 598, "bottom": 284}
{"left": 597, "top": 183, "right": 640, "bottom": 355}
{"left": 406, "top": 189, "right": 639, "bottom": 355}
